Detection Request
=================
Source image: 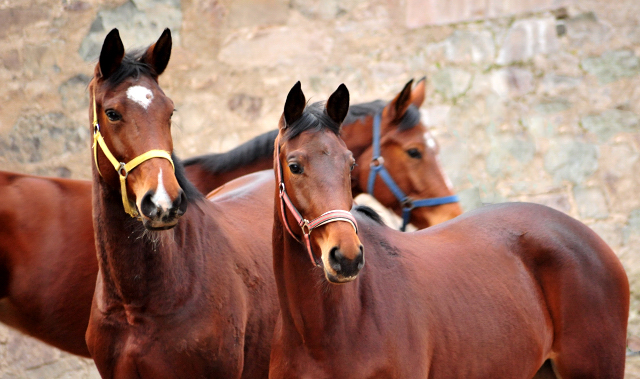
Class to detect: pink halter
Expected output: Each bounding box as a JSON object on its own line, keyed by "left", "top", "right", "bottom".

{"left": 275, "top": 138, "right": 358, "bottom": 267}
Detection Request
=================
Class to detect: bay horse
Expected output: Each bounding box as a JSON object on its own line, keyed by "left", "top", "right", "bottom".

{"left": 0, "top": 80, "right": 460, "bottom": 357}
{"left": 184, "top": 78, "right": 462, "bottom": 229}
{"left": 85, "top": 28, "right": 279, "bottom": 378}
{"left": 270, "top": 82, "right": 630, "bottom": 378}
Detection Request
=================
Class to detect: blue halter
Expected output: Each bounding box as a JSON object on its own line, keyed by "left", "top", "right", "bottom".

{"left": 367, "top": 113, "right": 459, "bottom": 231}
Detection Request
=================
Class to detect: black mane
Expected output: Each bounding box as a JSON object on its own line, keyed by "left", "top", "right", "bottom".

{"left": 353, "top": 205, "right": 385, "bottom": 225}
{"left": 104, "top": 49, "right": 155, "bottom": 88}
{"left": 282, "top": 101, "right": 341, "bottom": 141}
{"left": 172, "top": 154, "right": 205, "bottom": 202}
{"left": 343, "top": 100, "right": 421, "bottom": 131}
{"left": 182, "top": 129, "right": 278, "bottom": 174}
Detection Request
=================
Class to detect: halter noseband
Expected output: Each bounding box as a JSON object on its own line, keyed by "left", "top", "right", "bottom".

{"left": 367, "top": 113, "right": 459, "bottom": 231}
{"left": 276, "top": 138, "right": 358, "bottom": 267}
{"left": 92, "top": 90, "right": 175, "bottom": 218}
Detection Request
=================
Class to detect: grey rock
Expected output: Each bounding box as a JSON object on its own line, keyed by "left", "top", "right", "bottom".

{"left": 227, "top": 93, "right": 263, "bottom": 118}
{"left": 490, "top": 67, "right": 534, "bottom": 98}
{"left": 574, "top": 186, "right": 609, "bottom": 219}
{"left": 486, "top": 135, "right": 536, "bottom": 177}
{"left": 565, "top": 12, "right": 610, "bottom": 47}
{"left": 442, "top": 30, "right": 495, "bottom": 64}
{"left": 581, "top": 50, "right": 640, "bottom": 84}
{"left": 534, "top": 98, "right": 571, "bottom": 115}
{"left": 59, "top": 75, "right": 91, "bottom": 112}
{"left": 79, "top": 0, "right": 182, "bottom": 62}
{"left": 291, "top": 0, "right": 357, "bottom": 20}
{"left": 588, "top": 221, "right": 624, "bottom": 248}
{"left": 544, "top": 139, "right": 599, "bottom": 184}
{"left": 580, "top": 109, "right": 640, "bottom": 142}
{"left": 497, "top": 17, "right": 559, "bottom": 65}
{"left": 0, "top": 113, "right": 88, "bottom": 163}
{"left": 432, "top": 68, "right": 472, "bottom": 100}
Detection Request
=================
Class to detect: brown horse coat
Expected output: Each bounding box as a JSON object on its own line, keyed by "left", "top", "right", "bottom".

{"left": 269, "top": 82, "right": 629, "bottom": 379}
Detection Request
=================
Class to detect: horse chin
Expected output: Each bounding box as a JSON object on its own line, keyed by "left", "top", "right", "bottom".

{"left": 142, "top": 218, "right": 179, "bottom": 231}
{"left": 324, "top": 270, "right": 359, "bottom": 284}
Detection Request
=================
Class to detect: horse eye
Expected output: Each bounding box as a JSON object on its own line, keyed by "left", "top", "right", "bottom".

{"left": 407, "top": 148, "right": 422, "bottom": 159}
{"left": 288, "top": 163, "right": 303, "bottom": 175}
{"left": 105, "top": 110, "right": 122, "bottom": 122}
{"left": 350, "top": 162, "right": 357, "bottom": 171}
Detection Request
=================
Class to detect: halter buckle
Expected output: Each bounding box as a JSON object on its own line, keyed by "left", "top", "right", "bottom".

{"left": 93, "top": 122, "right": 100, "bottom": 136}
{"left": 402, "top": 198, "right": 414, "bottom": 210}
{"left": 279, "top": 182, "right": 286, "bottom": 194}
{"left": 370, "top": 156, "right": 385, "bottom": 168}
{"left": 118, "top": 162, "right": 128, "bottom": 178}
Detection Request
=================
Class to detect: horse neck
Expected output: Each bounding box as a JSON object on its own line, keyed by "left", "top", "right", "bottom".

{"left": 92, "top": 173, "right": 205, "bottom": 312}
{"left": 272, "top": 202, "right": 362, "bottom": 349}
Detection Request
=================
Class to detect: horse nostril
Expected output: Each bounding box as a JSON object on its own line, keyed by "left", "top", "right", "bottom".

{"left": 140, "top": 190, "right": 157, "bottom": 218}
{"left": 356, "top": 245, "right": 365, "bottom": 270}
{"left": 172, "top": 190, "right": 187, "bottom": 216}
{"left": 328, "top": 247, "right": 343, "bottom": 272}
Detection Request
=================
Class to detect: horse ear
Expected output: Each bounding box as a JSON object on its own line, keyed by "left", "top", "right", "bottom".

{"left": 141, "top": 28, "right": 172, "bottom": 77}
{"left": 99, "top": 29, "right": 125, "bottom": 80}
{"left": 410, "top": 76, "right": 426, "bottom": 108}
{"left": 326, "top": 83, "right": 350, "bottom": 126}
{"left": 283, "top": 81, "right": 306, "bottom": 128}
{"left": 384, "top": 79, "right": 413, "bottom": 123}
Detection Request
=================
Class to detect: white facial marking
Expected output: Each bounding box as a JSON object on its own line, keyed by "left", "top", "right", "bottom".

{"left": 126, "top": 85, "right": 154, "bottom": 110}
{"left": 151, "top": 169, "right": 172, "bottom": 210}
{"left": 424, "top": 131, "right": 437, "bottom": 151}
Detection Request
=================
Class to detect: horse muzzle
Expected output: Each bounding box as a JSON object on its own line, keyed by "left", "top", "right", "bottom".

{"left": 139, "top": 189, "right": 187, "bottom": 230}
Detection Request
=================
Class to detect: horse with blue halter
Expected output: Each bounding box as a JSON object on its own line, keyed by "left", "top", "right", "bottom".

{"left": 270, "top": 81, "right": 630, "bottom": 379}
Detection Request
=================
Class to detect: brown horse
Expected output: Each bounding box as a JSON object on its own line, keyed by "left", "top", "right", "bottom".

{"left": 84, "top": 28, "right": 279, "bottom": 378}
{"left": 0, "top": 83, "right": 460, "bottom": 357}
{"left": 270, "top": 82, "right": 630, "bottom": 378}
{"left": 184, "top": 78, "right": 462, "bottom": 229}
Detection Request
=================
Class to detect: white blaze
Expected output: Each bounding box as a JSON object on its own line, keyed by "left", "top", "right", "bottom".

{"left": 126, "top": 85, "right": 153, "bottom": 109}
{"left": 152, "top": 169, "right": 172, "bottom": 210}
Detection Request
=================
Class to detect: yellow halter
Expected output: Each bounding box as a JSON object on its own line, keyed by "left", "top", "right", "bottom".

{"left": 92, "top": 90, "right": 175, "bottom": 218}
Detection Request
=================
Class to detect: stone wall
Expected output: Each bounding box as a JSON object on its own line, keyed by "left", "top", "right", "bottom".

{"left": 1, "top": 0, "right": 639, "bottom": 376}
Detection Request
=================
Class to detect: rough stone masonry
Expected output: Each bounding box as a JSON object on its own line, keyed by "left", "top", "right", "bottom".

{"left": 0, "top": 0, "right": 639, "bottom": 377}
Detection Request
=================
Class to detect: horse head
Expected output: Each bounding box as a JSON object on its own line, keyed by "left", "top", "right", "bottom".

{"left": 352, "top": 78, "right": 463, "bottom": 229}
{"left": 276, "top": 82, "right": 364, "bottom": 283}
{"left": 90, "top": 28, "right": 186, "bottom": 230}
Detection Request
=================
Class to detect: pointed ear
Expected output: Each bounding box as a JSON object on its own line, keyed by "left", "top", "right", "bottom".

{"left": 141, "top": 28, "right": 172, "bottom": 77}
{"left": 282, "top": 81, "right": 306, "bottom": 129}
{"left": 326, "top": 83, "right": 350, "bottom": 126}
{"left": 410, "top": 76, "right": 426, "bottom": 108}
{"left": 99, "top": 29, "right": 125, "bottom": 80}
{"left": 384, "top": 79, "right": 413, "bottom": 122}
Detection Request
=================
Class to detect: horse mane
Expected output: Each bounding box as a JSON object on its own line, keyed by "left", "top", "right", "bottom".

{"left": 172, "top": 154, "right": 205, "bottom": 202}
{"left": 353, "top": 205, "right": 385, "bottom": 225}
{"left": 343, "top": 100, "right": 421, "bottom": 131}
{"left": 104, "top": 49, "right": 155, "bottom": 88}
{"left": 182, "top": 129, "right": 278, "bottom": 174}
{"left": 282, "top": 101, "right": 341, "bottom": 141}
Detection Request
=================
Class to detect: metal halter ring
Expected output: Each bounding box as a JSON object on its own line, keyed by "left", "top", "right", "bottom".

{"left": 93, "top": 123, "right": 100, "bottom": 135}
{"left": 370, "top": 156, "right": 385, "bottom": 168}
{"left": 118, "top": 162, "right": 128, "bottom": 178}
{"left": 279, "top": 182, "right": 286, "bottom": 194}
{"left": 402, "top": 198, "right": 414, "bottom": 210}
{"left": 301, "top": 220, "right": 311, "bottom": 235}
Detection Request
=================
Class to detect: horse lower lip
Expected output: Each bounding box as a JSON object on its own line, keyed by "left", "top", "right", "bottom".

{"left": 144, "top": 219, "right": 179, "bottom": 231}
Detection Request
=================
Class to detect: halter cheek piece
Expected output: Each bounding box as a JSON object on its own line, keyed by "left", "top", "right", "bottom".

{"left": 92, "top": 90, "right": 175, "bottom": 218}
{"left": 367, "top": 113, "right": 459, "bottom": 231}
{"left": 276, "top": 139, "right": 358, "bottom": 267}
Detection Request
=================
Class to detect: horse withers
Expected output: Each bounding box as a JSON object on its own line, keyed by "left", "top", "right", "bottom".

{"left": 270, "top": 81, "right": 630, "bottom": 378}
